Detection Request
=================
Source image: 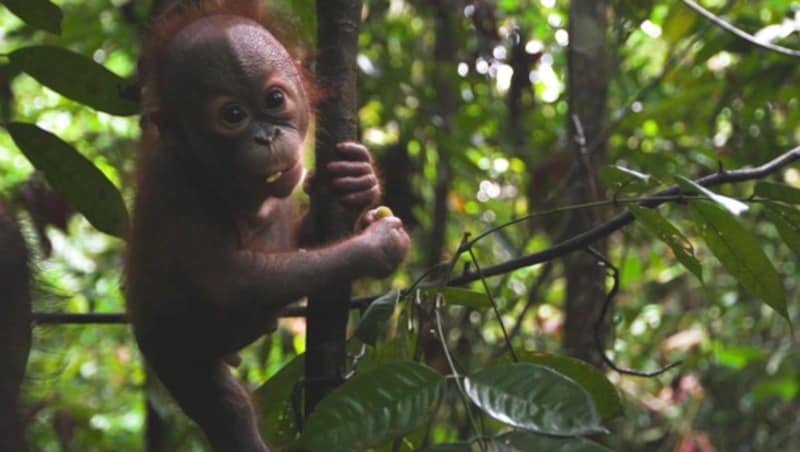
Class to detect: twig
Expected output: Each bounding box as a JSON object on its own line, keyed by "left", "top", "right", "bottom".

{"left": 342, "top": 343, "right": 367, "bottom": 380}
{"left": 32, "top": 313, "right": 128, "bottom": 324}
{"left": 450, "top": 146, "right": 800, "bottom": 285}
{"left": 680, "top": 0, "right": 800, "bottom": 58}
{"left": 492, "top": 261, "right": 554, "bottom": 358}
{"left": 32, "top": 147, "right": 800, "bottom": 326}
{"left": 465, "top": 247, "right": 517, "bottom": 362}
{"left": 434, "top": 294, "right": 486, "bottom": 451}
{"left": 586, "top": 247, "right": 681, "bottom": 377}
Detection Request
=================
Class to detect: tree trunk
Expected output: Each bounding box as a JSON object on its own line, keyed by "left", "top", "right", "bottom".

{"left": 304, "top": 0, "right": 363, "bottom": 413}
{"left": 561, "top": 0, "right": 610, "bottom": 367}
{"left": 426, "top": 0, "right": 458, "bottom": 269}
{"left": 0, "top": 202, "right": 31, "bottom": 452}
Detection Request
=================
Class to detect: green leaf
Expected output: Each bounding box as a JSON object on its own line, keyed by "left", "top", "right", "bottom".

{"left": 353, "top": 290, "right": 401, "bottom": 345}
{"left": 8, "top": 46, "right": 137, "bottom": 116}
{"left": 463, "top": 363, "right": 607, "bottom": 436}
{"left": 689, "top": 202, "right": 788, "bottom": 322}
{"left": 754, "top": 181, "right": 800, "bottom": 204}
{"left": 301, "top": 361, "right": 445, "bottom": 452}
{"left": 526, "top": 352, "right": 623, "bottom": 420}
{"left": 7, "top": 123, "right": 128, "bottom": 237}
{"left": 253, "top": 354, "right": 304, "bottom": 448}
{"left": 677, "top": 176, "right": 748, "bottom": 215}
{"left": 421, "top": 287, "right": 491, "bottom": 310}
{"left": 1, "top": 0, "right": 62, "bottom": 34}
{"left": 763, "top": 202, "right": 800, "bottom": 255}
{"left": 599, "top": 165, "right": 657, "bottom": 194}
{"left": 629, "top": 205, "right": 703, "bottom": 282}
{"left": 492, "top": 430, "right": 613, "bottom": 452}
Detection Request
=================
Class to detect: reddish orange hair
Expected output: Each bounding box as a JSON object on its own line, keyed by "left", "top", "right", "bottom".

{"left": 139, "top": 0, "right": 318, "bottom": 114}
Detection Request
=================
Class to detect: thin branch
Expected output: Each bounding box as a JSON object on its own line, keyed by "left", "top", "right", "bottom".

{"left": 492, "top": 261, "right": 554, "bottom": 359}
{"left": 450, "top": 146, "right": 800, "bottom": 285}
{"left": 680, "top": 0, "right": 800, "bottom": 58}
{"left": 465, "top": 247, "right": 517, "bottom": 362}
{"left": 586, "top": 247, "right": 681, "bottom": 377}
{"left": 32, "top": 147, "right": 800, "bottom": 326}
{"left": 32, "top": 313, "right": 128, "bottom": 324}
{"left": 433, "top": 294, "right": 486, "bottom": 452}
{"left": 342, "top": 343, "right": 368, "bottom": 380}
{"left": 31, "top": 304, "right": 311, "bottom": 325}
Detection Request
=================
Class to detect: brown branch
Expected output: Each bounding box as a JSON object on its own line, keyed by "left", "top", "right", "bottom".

{"left": 450, "top": 146, "right": 800, "bottom": 285}
{"left": 32, "top": 147, "right": 800, "bottom": 326}
{"left": 32, "top": 313, "right": 127, "bottom": 325}
{"left": 304, "top": 0, "right": 363, "bottom": 414}
{"left": 681, "top": 0, "right": 800, "bottom": 58}
{"left": 31, "top": 304, "right": 311, "bottom": 325}
{"left": 587, "top": 247, "right": 682, "bottom": 377}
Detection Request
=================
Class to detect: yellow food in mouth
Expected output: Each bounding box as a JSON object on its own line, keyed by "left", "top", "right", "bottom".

{"left": 265, "top": 171, "right": 283, "bottom": 183}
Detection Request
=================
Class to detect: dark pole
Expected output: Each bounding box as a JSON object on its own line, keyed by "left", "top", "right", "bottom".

{"left": 305, "top": 0, "right": 363, "bottom": 413}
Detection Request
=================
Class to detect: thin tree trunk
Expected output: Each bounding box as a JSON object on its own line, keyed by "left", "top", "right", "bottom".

{"left": 305, "top": 0, "right": 363, "bottom": 413}
{"left": 426, "top": 0, "right": 457, "bottom": 269}
{"left": 0, "top": 203, "right": 31, "bottom": 452}
{"left": 562, "top": 0, "right": 610, "bottom": 366}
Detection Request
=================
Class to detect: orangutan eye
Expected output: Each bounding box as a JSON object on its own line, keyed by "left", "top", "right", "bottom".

{"left": 265, "top": 89, "right": 286, "bottom": 110}
{"left": 219, "top": 104, "right": 248, "bottom": 127}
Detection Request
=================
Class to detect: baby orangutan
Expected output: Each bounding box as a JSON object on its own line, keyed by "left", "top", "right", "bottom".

{"left": 126, "top": 2, "right": 410, "bottom": 450}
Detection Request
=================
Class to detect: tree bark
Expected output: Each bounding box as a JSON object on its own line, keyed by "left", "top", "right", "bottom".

{"left": 425, "top": 0, "right": 458, "bottom": 268}
{"left": 305, "top": 0, "right": 363, "bottom": 413}
{"left": 562, "top": 0, "right": 610, "bottom": 366}
{"left": 0, "top": 202, "right": 31, "bottom": 452}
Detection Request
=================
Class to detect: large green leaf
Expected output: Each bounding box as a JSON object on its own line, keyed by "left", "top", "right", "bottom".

{"left": 353, "top": 289, "right": 401, "bottom": 345}
{"left": 1, "top": 0, "right": 62, "bottom": 34}
{"left": 763, "top": 202, "right": 800, "bottom": 256}
{"left": 253, "top": 354, "right": 305, "bottom": 448}
{"left": 7, "top": 122, "right": 128, "bottom": 237}
{"left": 754, "top": 181, "right": 800, "bottom": 204}
{"left": 300, "top": 361, "right": 445, "bottom": 451}
{"left": 8, "top": 46, "right": 137, "bottom": 116}
{"left": 526, "top": 352, "right": 623, "bottom": 420}
{"left": 689, "top": 202, "right": 788, "bottom": 322}
{"left": 463, "top": 363, "right": 607, "bottom": 436}
{"left": 630, "top": 205, "right": 703, "bottom": 282}
{"left": 492, "top": 430, "right": 612, "bottom": 452}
